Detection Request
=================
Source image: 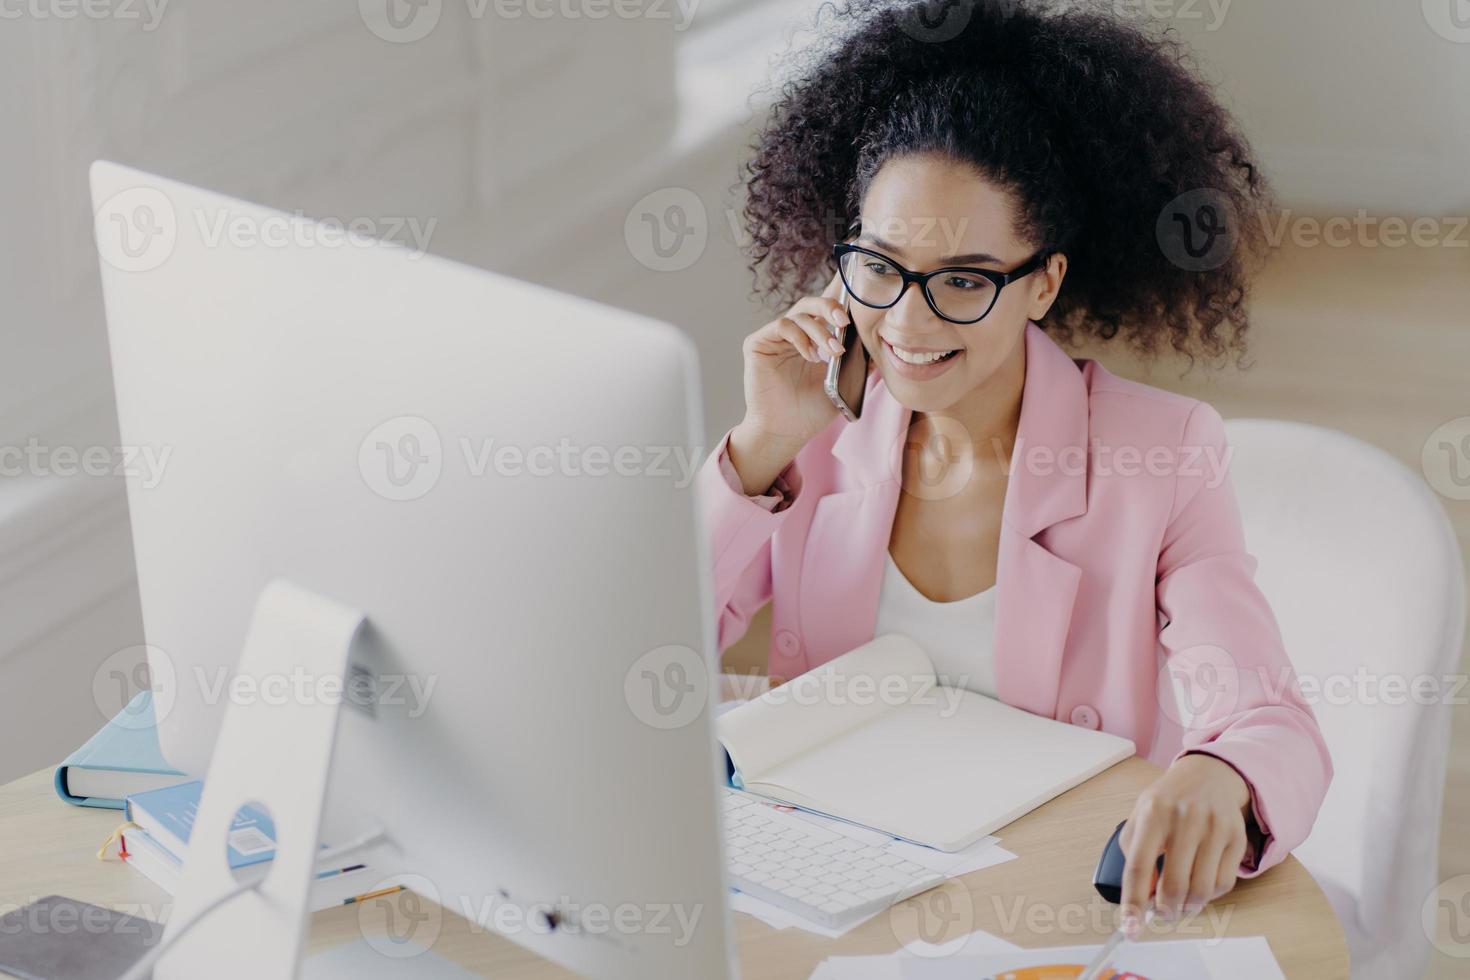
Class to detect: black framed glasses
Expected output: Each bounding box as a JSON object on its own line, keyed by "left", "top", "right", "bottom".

{"left": 832, "top": 242, "right": 1049, "bottom": 325}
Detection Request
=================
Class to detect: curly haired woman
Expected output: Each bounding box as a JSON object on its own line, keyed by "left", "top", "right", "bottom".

{"left": 697, "top": 0, "right": 1330, "bottom": 932}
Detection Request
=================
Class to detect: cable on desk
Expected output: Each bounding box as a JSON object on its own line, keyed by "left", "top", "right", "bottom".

{"left": 114, "top": 827, "right": 387, "bottom": 980}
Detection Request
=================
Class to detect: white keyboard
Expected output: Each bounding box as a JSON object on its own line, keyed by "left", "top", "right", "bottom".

{"left": 721, "top": 789, "right": 945, "bottom": 929}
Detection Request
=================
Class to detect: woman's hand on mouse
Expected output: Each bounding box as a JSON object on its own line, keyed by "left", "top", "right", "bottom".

{"left": 1118, "top": 753, "right": 1252, "bottom": 934}
{"left": 727, "top": 273, "right": 851, "bottom": 496}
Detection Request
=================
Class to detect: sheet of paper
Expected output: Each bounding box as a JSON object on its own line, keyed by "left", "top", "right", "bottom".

{"left": 729, "top": 890, "right": 882, "bottom": 939}
{"left": 812, "top": 929, "right": 1022, "bottom": 980}
{"left": 900, "top": 925, "right": 1022, "bottom": 960}
{"left": 810, "top": 937, "right": 1284, "bottom": 980}
{"left": 1200, "top": 936, "right": 1286, "bottom": 980}
{"left": 894, "top": 942, "right": 1211, "bottom": 979}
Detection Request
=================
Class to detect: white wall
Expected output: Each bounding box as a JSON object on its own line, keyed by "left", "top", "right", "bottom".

{"left": 1133, "top": 0, "right": 1470, "bottom": 214}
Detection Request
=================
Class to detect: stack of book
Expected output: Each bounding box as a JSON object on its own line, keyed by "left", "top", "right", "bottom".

{"left": 119, "top": 780, "right": 387, "bottom": 910}
{"left": 63, "top": 693, "right": 392, "bottom": 908}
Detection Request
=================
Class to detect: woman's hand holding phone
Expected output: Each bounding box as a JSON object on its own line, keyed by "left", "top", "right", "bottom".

{"left": 727, "top": 273, "right": 849, "bottom": 497}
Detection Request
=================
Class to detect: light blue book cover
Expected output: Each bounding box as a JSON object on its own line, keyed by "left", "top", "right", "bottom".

{"left": 124, "top": 782, "right": 359, "bottom": 882}
{"left": 124, "top": 780, "right": 280, "bottom": 870}
{"left": 53, "top": 690, "right": 187, "bottom": 810}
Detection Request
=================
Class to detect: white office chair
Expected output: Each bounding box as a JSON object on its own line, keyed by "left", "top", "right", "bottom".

{"left": 1223, "top": 418, "right": 1466, "bottom": 980}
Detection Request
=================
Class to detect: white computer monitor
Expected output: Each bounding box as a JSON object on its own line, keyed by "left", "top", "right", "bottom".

{"left": 90, "top": 161, "right": 734, "bottom": 979}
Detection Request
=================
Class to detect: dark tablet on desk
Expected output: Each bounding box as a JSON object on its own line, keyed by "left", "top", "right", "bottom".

{"left": 0, "top": 896, "right": 162, "bottom": 980}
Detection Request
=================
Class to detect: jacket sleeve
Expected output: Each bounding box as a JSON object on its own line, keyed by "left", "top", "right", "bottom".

{"left": 1155, "top": 402, "right": 1333, "bottom": 877}
{"left": 695, "top": 429, "right": 804, "bottom": 653}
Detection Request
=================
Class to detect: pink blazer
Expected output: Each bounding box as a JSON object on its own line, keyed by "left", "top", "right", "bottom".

{"left": 698, "top": 321, "right": 1331, "bottom": 875}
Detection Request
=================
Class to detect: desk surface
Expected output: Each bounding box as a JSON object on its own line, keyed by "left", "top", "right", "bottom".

{"left": 0, "top": 759, "right": 1348, "bottom": 978}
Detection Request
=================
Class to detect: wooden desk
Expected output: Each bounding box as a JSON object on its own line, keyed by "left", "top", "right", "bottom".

{"left": 0, "top": 760, "right": 1348, "bottom": 978}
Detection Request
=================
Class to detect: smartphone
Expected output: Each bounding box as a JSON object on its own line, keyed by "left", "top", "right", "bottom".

{"left": 823, "top": 286, "right": 870, "bottom": 422}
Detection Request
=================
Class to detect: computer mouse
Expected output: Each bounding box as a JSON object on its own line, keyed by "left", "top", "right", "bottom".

{"left": 1093, "top": 820, "right": 1164, "bottom": 904}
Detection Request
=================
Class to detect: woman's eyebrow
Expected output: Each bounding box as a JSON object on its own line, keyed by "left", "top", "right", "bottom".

{"left": 861, "top": 234, "right": 1002, "bottom": 267}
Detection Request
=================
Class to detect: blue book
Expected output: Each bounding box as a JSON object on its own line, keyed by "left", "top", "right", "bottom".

{"left": 120, "top": 781, "right": 377, "bottom": 909}
{"left": 54, "top": 691, "right": 188, "bottom": 810}
{"left": 124, "top": 780, "right": 279, "bottom": 870}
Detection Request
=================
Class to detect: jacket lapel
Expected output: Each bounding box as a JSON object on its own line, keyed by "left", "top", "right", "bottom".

{"left": 801, "top": 322, "right": 1090, "bottom": 720}
{"left": 797, "top": 372, "right": 908, "bottom": 663}
{"left": 991, "top": 323, "right": 1090, "bottom": 718}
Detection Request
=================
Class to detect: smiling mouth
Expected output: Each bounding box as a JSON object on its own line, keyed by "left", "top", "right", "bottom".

{"left": 884, "top": 340, "right": 962, "bottom": 365}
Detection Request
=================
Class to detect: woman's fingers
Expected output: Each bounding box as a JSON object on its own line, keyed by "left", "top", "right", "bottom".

{"left": 1119, "top": 802, "right": 1167, "bottom": 932}
{"left": 1213, "top": 826, "right": 1247, "bottom": 899}
{"left": 748, "top": 298, "right": 849, "bottom": 365}
{"left": 791, "top": 313, "right": 844, "bottom": 357}
{"left": 1116, "top": 756, "right": 1253, "bottom": 931}
{"left": 790, "top": 293, "right": 849, "bottom": 329}
{"left": 771, "top": 317, "right": 824, "bottom": 362}
{"left": 1155, "top": 807, "right": 1205, "bottom": 921}
{"left": 1186, "top": 823, "right": 1230, "bottom": 915}
{"left": 762, "top": 313, "right": 839, "bottom": 361}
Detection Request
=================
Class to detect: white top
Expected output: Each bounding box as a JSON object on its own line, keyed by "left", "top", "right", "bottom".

{"left": 872, "top": 553, "right": 998, "bottom": 697}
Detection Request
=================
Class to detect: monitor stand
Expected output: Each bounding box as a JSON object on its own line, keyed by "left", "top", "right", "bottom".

{"left": 153, "top": 580, "right": 455, "bottom": 979}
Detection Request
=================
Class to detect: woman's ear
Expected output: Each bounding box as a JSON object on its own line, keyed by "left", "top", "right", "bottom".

{"left": 1026, "top": 252, "right": 1068, "bottom": 321}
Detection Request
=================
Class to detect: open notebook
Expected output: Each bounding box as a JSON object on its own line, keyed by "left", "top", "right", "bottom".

{"left": 717, "top": 634, "right": 1135, "bottom": 851}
